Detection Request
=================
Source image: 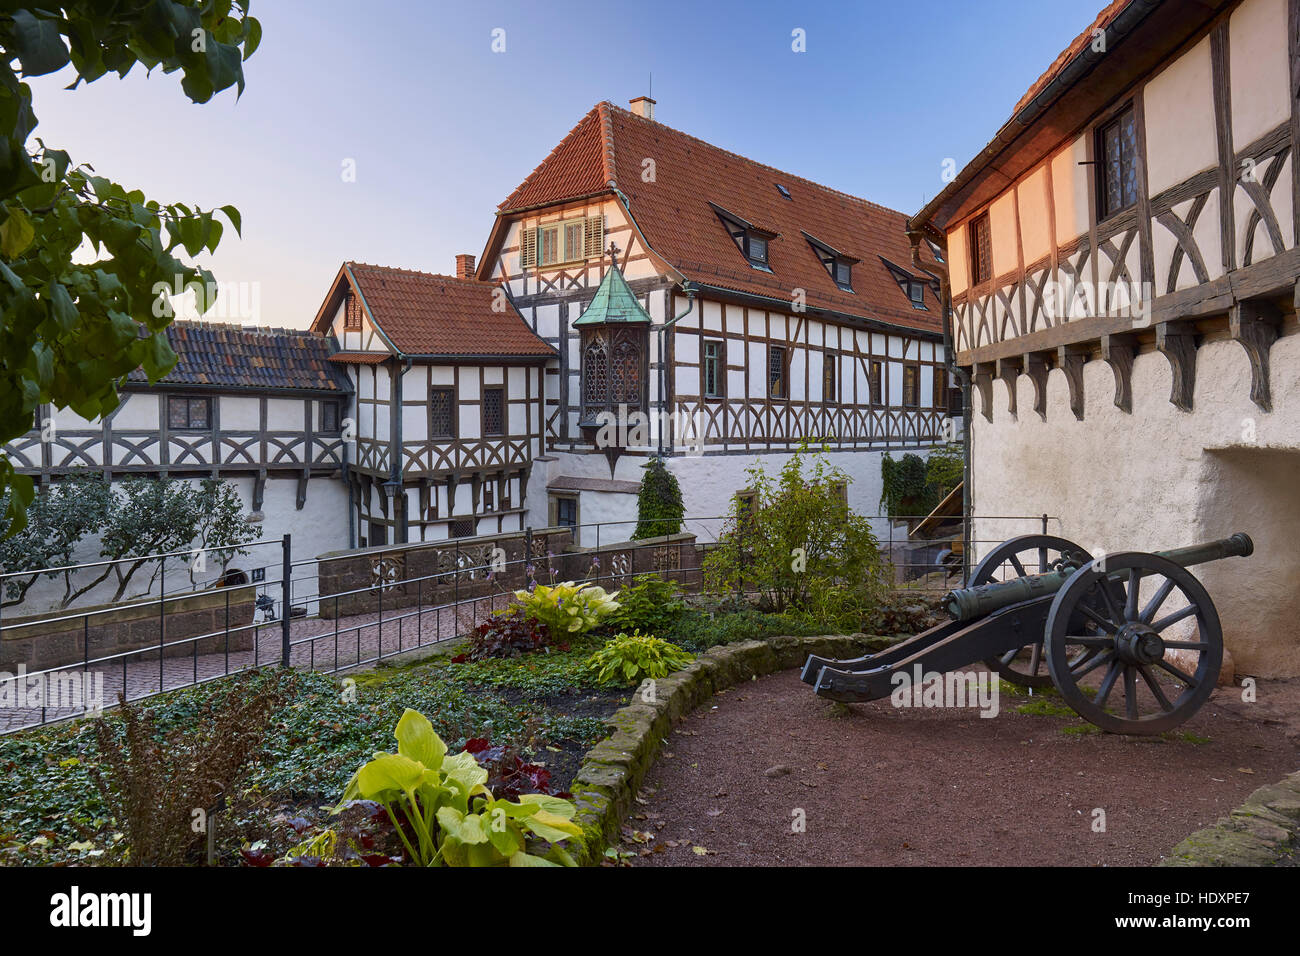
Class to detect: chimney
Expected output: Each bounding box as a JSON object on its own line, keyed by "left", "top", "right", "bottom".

{"left": 455, "top": 254, "right": 476, "bottom": 279}
{"left": 629, "top": 95, "right": 656, "bottom": 121}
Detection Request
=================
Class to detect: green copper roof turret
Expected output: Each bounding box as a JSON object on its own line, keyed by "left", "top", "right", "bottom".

{"left": 571, "top": 262, "right": 653, "bottom": 326}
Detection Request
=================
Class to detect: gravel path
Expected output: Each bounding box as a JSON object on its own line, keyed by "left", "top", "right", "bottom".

{"left": 623, "top": 669, "right": 1300, "bottom": 867}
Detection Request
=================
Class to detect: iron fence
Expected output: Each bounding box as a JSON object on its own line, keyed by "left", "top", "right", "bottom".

{"left": 0, "top": 510, "right": 1059, "bottom": 733}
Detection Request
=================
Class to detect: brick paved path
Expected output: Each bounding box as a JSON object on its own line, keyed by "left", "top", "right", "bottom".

{"left": 0, "top": 591, "right": 517, "bottom": 733}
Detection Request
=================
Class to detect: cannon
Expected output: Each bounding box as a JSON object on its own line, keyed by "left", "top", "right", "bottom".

{"left": 801, "top": 532, "right": 1253, "bottom": 734}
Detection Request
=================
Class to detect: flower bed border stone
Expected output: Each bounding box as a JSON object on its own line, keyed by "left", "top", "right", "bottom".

{"left": 1161, "top": 771, "right": 1300, "bottom": 866}
{"left": 565, "top": 633, "right": 882, "bottom": 866}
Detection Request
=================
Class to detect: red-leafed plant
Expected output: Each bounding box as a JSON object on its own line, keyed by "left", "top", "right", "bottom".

{"left": 459, "top": 607, "right": 554, "bottom": 661}
{"left": 464, "top": 738, "right": 568, "bottom": 800}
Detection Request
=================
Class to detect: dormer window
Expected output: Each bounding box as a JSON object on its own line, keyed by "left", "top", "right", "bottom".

{"left": 908, "top": 281, "right": 927, "bottom": 307}
{"left": 881, "top": 257, "right": 930, "bottom": 310}
{"left": 711, "top": 203, "right": 775, "bottom": 272}
{"left": 804, "top": 232, "right": 857, "bottom": 292}
{"left": 520, "top": 215, "right": 604, "bottom": 269}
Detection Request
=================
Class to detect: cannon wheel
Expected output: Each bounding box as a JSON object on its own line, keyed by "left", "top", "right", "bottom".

{"left": 1044, "top": 552, "right": 1223, "bottom": 735}
{"left": 973, "top": 534, "right": 1093, "bottom": 688}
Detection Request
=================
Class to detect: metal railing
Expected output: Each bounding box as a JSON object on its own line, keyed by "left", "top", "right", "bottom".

{"left": 0, "top": 510, "right": 1058, "bottom": 733}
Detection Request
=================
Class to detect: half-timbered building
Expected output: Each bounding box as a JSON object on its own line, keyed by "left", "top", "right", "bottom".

{"left": 477, "top": 98, "right": 955, "bottom": 536}
{"left": 909, "top": 0, "right": 1300, "bottom": 676}
{"left": 310, "top": 260, "right": 555, "bottom": 545}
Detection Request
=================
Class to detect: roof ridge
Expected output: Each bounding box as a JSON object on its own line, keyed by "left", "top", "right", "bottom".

{"left": 348, "top": 261, "right": 492, "bottom": 285}
{"left": 170, "top": 319, "right": 313, "bottom": 337}
{"left": 603, "top": 101, "right": 908, "bottom": 218}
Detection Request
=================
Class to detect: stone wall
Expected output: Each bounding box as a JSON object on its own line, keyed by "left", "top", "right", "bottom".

{"left": 315, "top": 528, "right": 703, "bottom": 619}
{"left": 0, "top": 586, "right": 256, "bottom": 672}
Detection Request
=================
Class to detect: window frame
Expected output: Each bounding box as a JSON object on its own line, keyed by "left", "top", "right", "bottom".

{"left": 932, "top": 366, "right": 949, "bottom": 410}
{"left": 429, "top": 386, "right": 457, "bottom": 440}
{"left": 168, "top": 395, "right": 212, "bottom": 431}
{"left": 1095, "top": 102, "right": 1139, "bottom": 222}
{"left": 767, "top": 344, "right": 788, "bottom": 400}
{"left": 869, "top": 360, "right": 883, "bottom": 407}
{"left": 320, "top": 400, "right": 341, "bottom": 433}
{"left": 823, "top": 354, "right": 838, "bottom": 404}
{"left": 525, "top": 215, "right": 601, "bottom": 269}
{"left": 551, "top": 493, "right": 579, "bottom": 531}
{"left": 902, "top": 365, "right": 920, "bottom": 409}
{"left": 481, "top": 386, "right": 505, "bottom": 437}
{"left": 702, "top": 339, "right": 725, "bottom": 399}
{"left": 969, "top": 211, "right": 993, "bottom": 287}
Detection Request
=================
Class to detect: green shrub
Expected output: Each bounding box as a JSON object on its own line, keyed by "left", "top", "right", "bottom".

{"left": 663, "top": 607, "right": 825, "bottom": 652}
{"left": 702, "top": 444, "right": 886, "bottom": 615}
{"left": 325, "top": 709, "right": 580, "bottom": 867}
{"left": 606, "top": 574, "right": 687, "bottom": 634}
{"left": 584, "top": 630, "right": 694, "bottom": 686}
{"left": 632, "top": 457, "right": 684, "bottom": 540}
{"left": 512, "top": 581, "right": 620, "bottom": 636}
{"left": 880, "top": 442, "right": 962, "bottom": 519}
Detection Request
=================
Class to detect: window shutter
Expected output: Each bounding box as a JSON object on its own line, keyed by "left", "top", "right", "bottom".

{"left": 519, "top": 226, "right": 537, "bottom": 268}
{"left": 584, "top": 216, "right": 604, "bottom": 258}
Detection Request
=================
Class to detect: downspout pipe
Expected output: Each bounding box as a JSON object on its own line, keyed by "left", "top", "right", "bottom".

{"left": 656, "top": 287, "right": 697, "bottom": 458}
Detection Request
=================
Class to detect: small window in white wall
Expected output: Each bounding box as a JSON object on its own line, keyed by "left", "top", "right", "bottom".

{"left": 703, "top": 340, "right": 724, "bottom": 399}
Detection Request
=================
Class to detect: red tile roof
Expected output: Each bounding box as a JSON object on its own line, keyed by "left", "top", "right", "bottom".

{"left": 345, "top": 263, "right": 555, "bottom": 359}
{"left": 1013, "top": 0, "right": 1134, "bottom": 114}
{"left": 498, "top": 102, "right": 943, "bottom": 334}
{"left": 327, "top": 351, "right": 389, "bottom": 365}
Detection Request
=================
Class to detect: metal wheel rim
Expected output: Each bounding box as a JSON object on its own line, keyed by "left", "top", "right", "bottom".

{"left": 973, "top": 534, "right": 1092, "bottom": 687}
{"left": 1045, "top": 552, "right": 1223, "bottom": 735}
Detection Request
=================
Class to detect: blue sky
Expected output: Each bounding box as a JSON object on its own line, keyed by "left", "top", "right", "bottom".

{"left": 29, "top": 0, "right": 1102, "bottom": 327}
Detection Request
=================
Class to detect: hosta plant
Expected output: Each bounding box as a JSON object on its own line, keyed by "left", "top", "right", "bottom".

{"left": 585, "top": 630, "right": 694, "bottom": 686}
{"left": 513, "top": 581, "right": 621, "bottom": 636}
{"left": 315, "top": 709, "right": 581, "bottom": 867}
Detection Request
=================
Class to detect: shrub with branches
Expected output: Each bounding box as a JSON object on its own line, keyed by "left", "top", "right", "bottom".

{"left": 88, "top": 670, "right": 287, "bottom": 866}
{"left": 703, "top": 445, "right": 886, "bottom": 615}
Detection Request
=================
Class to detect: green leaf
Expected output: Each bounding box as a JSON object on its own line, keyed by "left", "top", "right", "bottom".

{"left": 219, "top": 204, "right": 242, "bottom": 236}
{"left": 508, "top": 851, "right": 560, "bottom": 867}
{"left": 47, "top": 281, "right": 78, "bottom": 330}
{"left": 519, "top": 809, "right": 582, "bottom": 843}
{"left": 0, "top": 207, "right": 35, "bottom": 257}
{"left": 10, "top": 11, "right": 72, "bottom": 77}
{"left": 353, "top": 752, "right": 425, "bottom": 801}
{"left": 435, "top": 807, "right": 490, "bottom": 846}
{"left": 393, "top": 709, "right": 446, "bottom": 771}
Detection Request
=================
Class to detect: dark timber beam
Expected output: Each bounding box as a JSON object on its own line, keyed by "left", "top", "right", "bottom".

{"left": 995, "top": 356, "right": 1022, "bottom": 420}
{"left": 973, "top": 362, "right": 994, "bottom": 422}
{"left": 1229, "top": 299, "right": 1282, "bottom": 412}
{"left": 1023, "top": 353, "right": 1049, "bottom": 421}
{"left": 1057, "top": 345, "right": 1088, "bottom": 421}
{"left": 1155, "top": 322, "right": 1198, "bottom": 412}
{"left": 1101, "top": 333, "right": 1137, "bottom": 413}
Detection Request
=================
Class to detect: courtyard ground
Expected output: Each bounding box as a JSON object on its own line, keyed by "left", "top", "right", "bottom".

{"left": 622, "top": 669, "right": 1300, "bottom": 867}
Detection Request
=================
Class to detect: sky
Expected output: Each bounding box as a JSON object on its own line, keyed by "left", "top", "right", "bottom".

{"left": 27, "top": 0, "right": 1103, "bottom": 329}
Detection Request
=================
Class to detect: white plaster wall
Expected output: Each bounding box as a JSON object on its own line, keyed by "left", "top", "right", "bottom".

{"left": 970, "top": 335, "right": 1300, "bottom": 676}
{"left": 1229, "top": 0, "right": 1290, "bottom": 148}
{"left": 1144, "top": 35, "right": 1217, "bottom": 196}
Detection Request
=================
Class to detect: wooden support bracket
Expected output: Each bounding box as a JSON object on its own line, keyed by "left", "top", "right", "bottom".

{"left": 995, "top": 356, "right": 1023, "bottom": 420}
{"left": 1023, "top": 353, "right": 1050, "bottom": 421}
{"left": 972, "top": 362, "right": 995, "bottom": 422}
{"left": 1155, "top": 322, "right": 1197, "bottom": 412}
{"left": 1229, "top": 299, "right": 1282, "bottom": 412}
{"left": 1100, "top": 333, "right": 1137, "bottom": 413}
{"left": 1057, "top": 345, "right": 1088, "bottom": 421}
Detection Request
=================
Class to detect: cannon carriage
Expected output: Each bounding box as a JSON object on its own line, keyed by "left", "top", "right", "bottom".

{"left": 802, "top": 533, "right": 1253, "bottom": 734}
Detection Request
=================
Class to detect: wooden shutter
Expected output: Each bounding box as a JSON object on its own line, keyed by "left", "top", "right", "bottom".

{"left": 584, "top": 216, "right": 604, "bottom": 258}
{"left": 519, "top": 226, "right": 537, "bottom": 268}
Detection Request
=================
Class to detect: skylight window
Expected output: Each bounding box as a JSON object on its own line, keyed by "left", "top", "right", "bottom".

{"left": 775, "top": 183, "right": 792, "bottom": 200}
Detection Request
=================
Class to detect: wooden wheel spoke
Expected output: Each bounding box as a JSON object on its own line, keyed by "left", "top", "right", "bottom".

{"left": 1137, "top": 666, "right": 1175, "bottom": 712}
{"left": 1027, "top": 641, "right": 1042, "bottom": 675}
{"left": 1095, "top": 581, "right": 1125, "bottom": 629}
{"left": 1094, "top": 659, "right": 1122, "bottom": 709}
{"left": 999, "top": 648, "right": 1020, "bottom": 665}
{"left": 1140, "top": 577, "right": 1176, "bottom": 624}
{"left": 1151, "top": 604, "right": 1197, "bottom": 633}
{"left": 1065, "top": 635, "right": 1114, "bottom": 648}
{"left": 1162, "top": 640, "right": 1209, "bottom": 650}
{"left": 1156, "top": 658, "right": 1198, "bottom": 687}
{"left": 1008, "top": 555, "right": 1027, "bottom": 578}
{"left": 1124, "top": 568, "right": 1140, "bottom": 622}
{"left": 1071, "top": 650, "right": 1114, "bottom": 679}
{"left": 1123, "top": 666, "right": 1139, "bottom": 720}
{"left": 1078, "top": 604, "right": 1117, "bottom": 632}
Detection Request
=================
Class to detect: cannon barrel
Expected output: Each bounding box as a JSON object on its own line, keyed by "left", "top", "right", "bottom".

{"left": 944, "top": 532, "right": 1253, "bottom": 622}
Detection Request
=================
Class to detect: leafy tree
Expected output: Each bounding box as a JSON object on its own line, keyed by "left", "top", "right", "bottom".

{"left": 0, "top": 2, "right": 262, "bottom": 532}
{"left": 0, "top": 470, "right": 111, "bottom": 607}
{"left": 632, "top": 456, "right": 684, "bottom": 539}
{"left": 703, "top": 445, "right": 886, "bottom": 615}
{"left": 880, "top": 442, "right": 963, "bottom": 519}
{"left": 191, "top": 476, "right": 257, "bottom": 582}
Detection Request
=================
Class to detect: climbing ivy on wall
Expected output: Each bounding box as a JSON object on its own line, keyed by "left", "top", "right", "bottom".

{"left": 632, "top": 457, "right": 684, "bottom": 540}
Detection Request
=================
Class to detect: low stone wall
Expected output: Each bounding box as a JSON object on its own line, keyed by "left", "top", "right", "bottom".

{"left": 564, "top": 633, "right": 879, "bottom": 866}
{"left": 1162, "top": 772, "right": 1300, "bottom": 866}
{"left": 0, "top": 586, "right": 256, "bottom": 672}
{"left": 316, "top": 528, "right": 575, "bottom": 619}
{"left": 315, "top": 529, "right": 702, "bottom": 619}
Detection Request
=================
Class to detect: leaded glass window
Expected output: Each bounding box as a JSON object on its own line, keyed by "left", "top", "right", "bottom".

{"left": 1098, "top": 105, "right": 1138, "bottom": 220}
